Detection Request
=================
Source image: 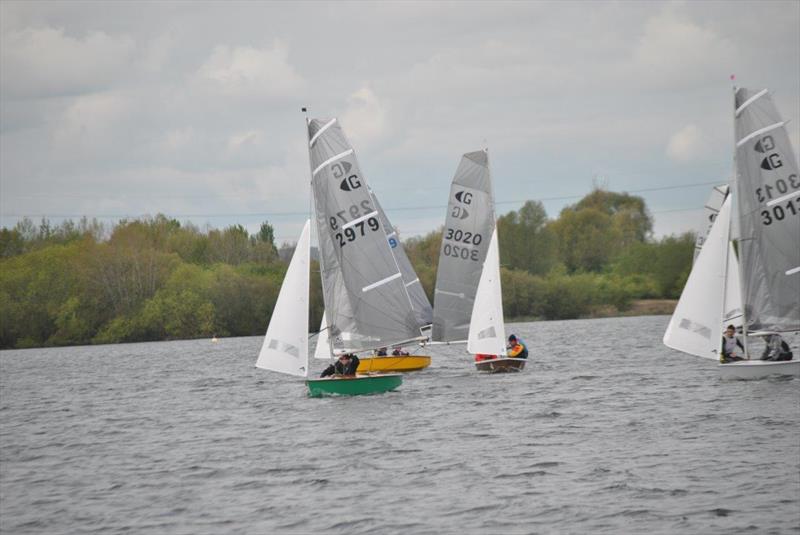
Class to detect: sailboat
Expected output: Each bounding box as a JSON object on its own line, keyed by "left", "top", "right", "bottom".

{"left": 432, "top": 149, "right": 524, "bottom": 372}
{"left": 306, "top": 116, "right": 431, "bottom": 375}
{"left": 310, "top": 188, "right": 433, "bottom": 373}
{"left": 255, "top": 114, "right": 429, "bottom": 396}
{"left": 255, "top": 220, "right": 403, "bottom": 397}
{"left": 664, "top": 87, "right": 799, "bottom": 379}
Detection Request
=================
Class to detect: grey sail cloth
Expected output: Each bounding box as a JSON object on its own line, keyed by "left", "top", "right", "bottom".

{"left": 370, "top": 190, "right": 434, "bottom": 328}
{"left": 432, "top": 150, "right": 495, "bottom": 342}
{"left": 307, "top": 118, "right": 421, "bottom": 351}
{"left": 694, "top": 184, "right": 729, "bottom": 263}
{"left": 733, "top": 88, "right": 800, "bottom": 332}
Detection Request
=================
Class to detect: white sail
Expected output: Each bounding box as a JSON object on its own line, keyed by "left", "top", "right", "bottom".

{"left": 255, "top": 220, "right": 311, "bottom": 377}
{"left": 663, "top": 196, "right": 733, "bottom": 360}
{"left": 467, "top": 228, "right": 506, "bottom": 356}
{"left": 313, "top": 312, "right": 331, "bottom": 360}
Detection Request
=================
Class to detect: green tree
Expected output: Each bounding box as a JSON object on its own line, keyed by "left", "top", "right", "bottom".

{"left": 550, "top": 208, "right": 622, "bottom": 272}
{"left": 497, "top": 200, "right": 558, "bottom": 275}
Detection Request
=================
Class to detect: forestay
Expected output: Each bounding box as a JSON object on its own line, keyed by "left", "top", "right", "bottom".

{"left": 733, "top": 88, "right": 800, "bottom": 332}
{"left": 663, "top": 197, "right": 734, "bottom": 360}
{"left": 256, "top": 220, "right": 310, "bottom": 376}
{"left": 467, "top": 229, "right": 506, "bottom": 356}
{"left": 313, "top": 312, "right": 330, "bottom": 360}
{"left": 433, "top": 150, "right": 495, "bottom": 342}
{"left": 307, "top": 118, "right": 421, "bottom": 351}
{"left": 371, "top": 190, "right": 433, "bottom": 328}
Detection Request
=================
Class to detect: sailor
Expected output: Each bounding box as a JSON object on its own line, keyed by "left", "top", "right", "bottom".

{"left": 391, "top": 347, "right": 409, "bottom": 356}
{"left": 720, "top": 325, "right": 745, "bottom": 363}
{"left": 761, "top": 334, "right": 794, "bottom": 361}
{"left": 320, "top": 353, "right": 360, "bottom": 377}
{"left": 376, "top": 347, "right": 388, "bottom": 356}
{"left": 507, "top": 335, "right": 529, "bottom": 359}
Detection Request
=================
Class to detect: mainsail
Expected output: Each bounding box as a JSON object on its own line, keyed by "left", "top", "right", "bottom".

{"left": 371, "top": 190, "right": 433, "bottom": 328}
{"left": 433, "top": 150, "right": 496, "bottom": 342}
{"left": 256, "top": 220, "right": 311, "bottom": 376}
{"left": 733, "top": 88, "right": 800, "bottom": 333}
{"left": 307, "top": 118, "right": 422, "bottom": 351}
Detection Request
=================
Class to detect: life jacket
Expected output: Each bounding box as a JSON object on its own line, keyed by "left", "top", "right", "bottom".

{"left": 508, "top": 340, "right": 528, "bottom": 359}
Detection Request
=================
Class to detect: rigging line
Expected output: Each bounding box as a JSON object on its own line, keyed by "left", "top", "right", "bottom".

{"left": 1, "top": 180, "right": 725, "bottom": 214}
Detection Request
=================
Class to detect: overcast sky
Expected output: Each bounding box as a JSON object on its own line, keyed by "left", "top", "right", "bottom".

{"left": 1, "top": 0, "right": 798, "bottom": 244}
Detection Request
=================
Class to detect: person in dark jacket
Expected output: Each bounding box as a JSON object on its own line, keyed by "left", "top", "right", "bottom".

{"left": 720, "top": 325, "right": 745, "bottom": 363}
{"left": 320, "top": 353, "right": 360, "bottom": 377}
{"left": 761, "top": 334, "right": 794, "bottom": 361}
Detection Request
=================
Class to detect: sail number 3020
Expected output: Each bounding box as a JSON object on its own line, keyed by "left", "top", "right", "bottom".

{"left": 443, "top": 227, "right": 482, "bottom": 261}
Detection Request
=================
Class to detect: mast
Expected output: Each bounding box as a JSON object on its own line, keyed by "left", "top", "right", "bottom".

{"left": 302, "top": 107, "right": 335, "bottom": 358}
{"left": 731, "top": 87, "right": 752, "bottom": 359}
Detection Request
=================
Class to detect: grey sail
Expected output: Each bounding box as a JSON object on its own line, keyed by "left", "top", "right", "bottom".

{"left": 733, "top": 88, "right": 800, "bottom": 333}
{"left": 370, "top": 190, "right": 434, "bottom": 328}
{"left": 433, "top": 150, "right": 495, "bottom": 342}
{"left": 694, "top": 184, "right": 729, "bottom": 263}
{"left": 307, "top": 118, "right": 422, "bottom": 351}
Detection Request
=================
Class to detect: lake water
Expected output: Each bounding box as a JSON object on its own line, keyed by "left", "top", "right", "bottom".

{"left": 1, "top": 315, "right": 798, "bottom": 534}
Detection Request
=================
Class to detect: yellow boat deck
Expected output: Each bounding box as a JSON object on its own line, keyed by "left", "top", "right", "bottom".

{"left": 356, "top": 355, "right": 431, "bottom": 373}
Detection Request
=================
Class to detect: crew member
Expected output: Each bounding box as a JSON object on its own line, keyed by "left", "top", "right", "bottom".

{"left": 507, "top": 335, "right": 528, "bottom": 359}
{"left": 320, "top": 353, "right": 360, "bottom": 377}
{"left": 720, "top": 325, "right": 745, "bottom": 363}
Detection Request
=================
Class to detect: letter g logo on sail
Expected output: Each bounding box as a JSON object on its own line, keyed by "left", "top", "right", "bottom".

{"left": 454, "top": 191, "right": 472, "bottom": 204}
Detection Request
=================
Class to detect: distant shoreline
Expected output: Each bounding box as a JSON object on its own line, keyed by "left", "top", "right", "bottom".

{"left": 506, "top": 299, "right": 677, "bottom": 323}
{"left": 1, "top": 300, "right": 678, "bottom": 351}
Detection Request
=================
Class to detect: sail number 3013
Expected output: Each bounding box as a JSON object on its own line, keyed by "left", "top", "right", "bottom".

{"left": 761, "top": 195, "right": 800, "bottom": 226}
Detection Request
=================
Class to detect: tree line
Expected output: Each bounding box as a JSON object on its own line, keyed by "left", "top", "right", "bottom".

{"left": 0, "top": 189, "right": 694, "bottom": 349}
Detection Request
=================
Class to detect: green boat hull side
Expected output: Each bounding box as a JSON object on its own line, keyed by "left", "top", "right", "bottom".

{"left": 305, "top": 374, "right": 403, "bottom": 397}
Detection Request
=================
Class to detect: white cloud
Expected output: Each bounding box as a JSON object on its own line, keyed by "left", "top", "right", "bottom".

{"left": 0, "top": 26, "right": 135, "bottom": 98}
{"left": 197, "top": 40, "right": 305, "bottom": 97}
{"left": 226, "top": 130, "right": 265, "bottom": 156}
{"left": 666, "top": 124, "right": 706, "bottom": 163}
{"left": 341, "top": 87, "right": 387, "bottom": 149}
{"left": 631, "top": 5, "right": 736, "bottom": 88}
{"left": 52, "top": 92, "right": 131, "bottom": 155}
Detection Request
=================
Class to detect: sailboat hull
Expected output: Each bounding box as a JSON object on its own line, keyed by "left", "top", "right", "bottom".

{"left": 357, "top": 356, "right": 431, "bottom": 373}
{"left": 718, "top": 360, "right": 799, "bottom": 380}
{"left": 305, "top": 374, "right": 403, "bottom": 397}
{"left": 475, "top": 357, "right": 526, "bottom": 373}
